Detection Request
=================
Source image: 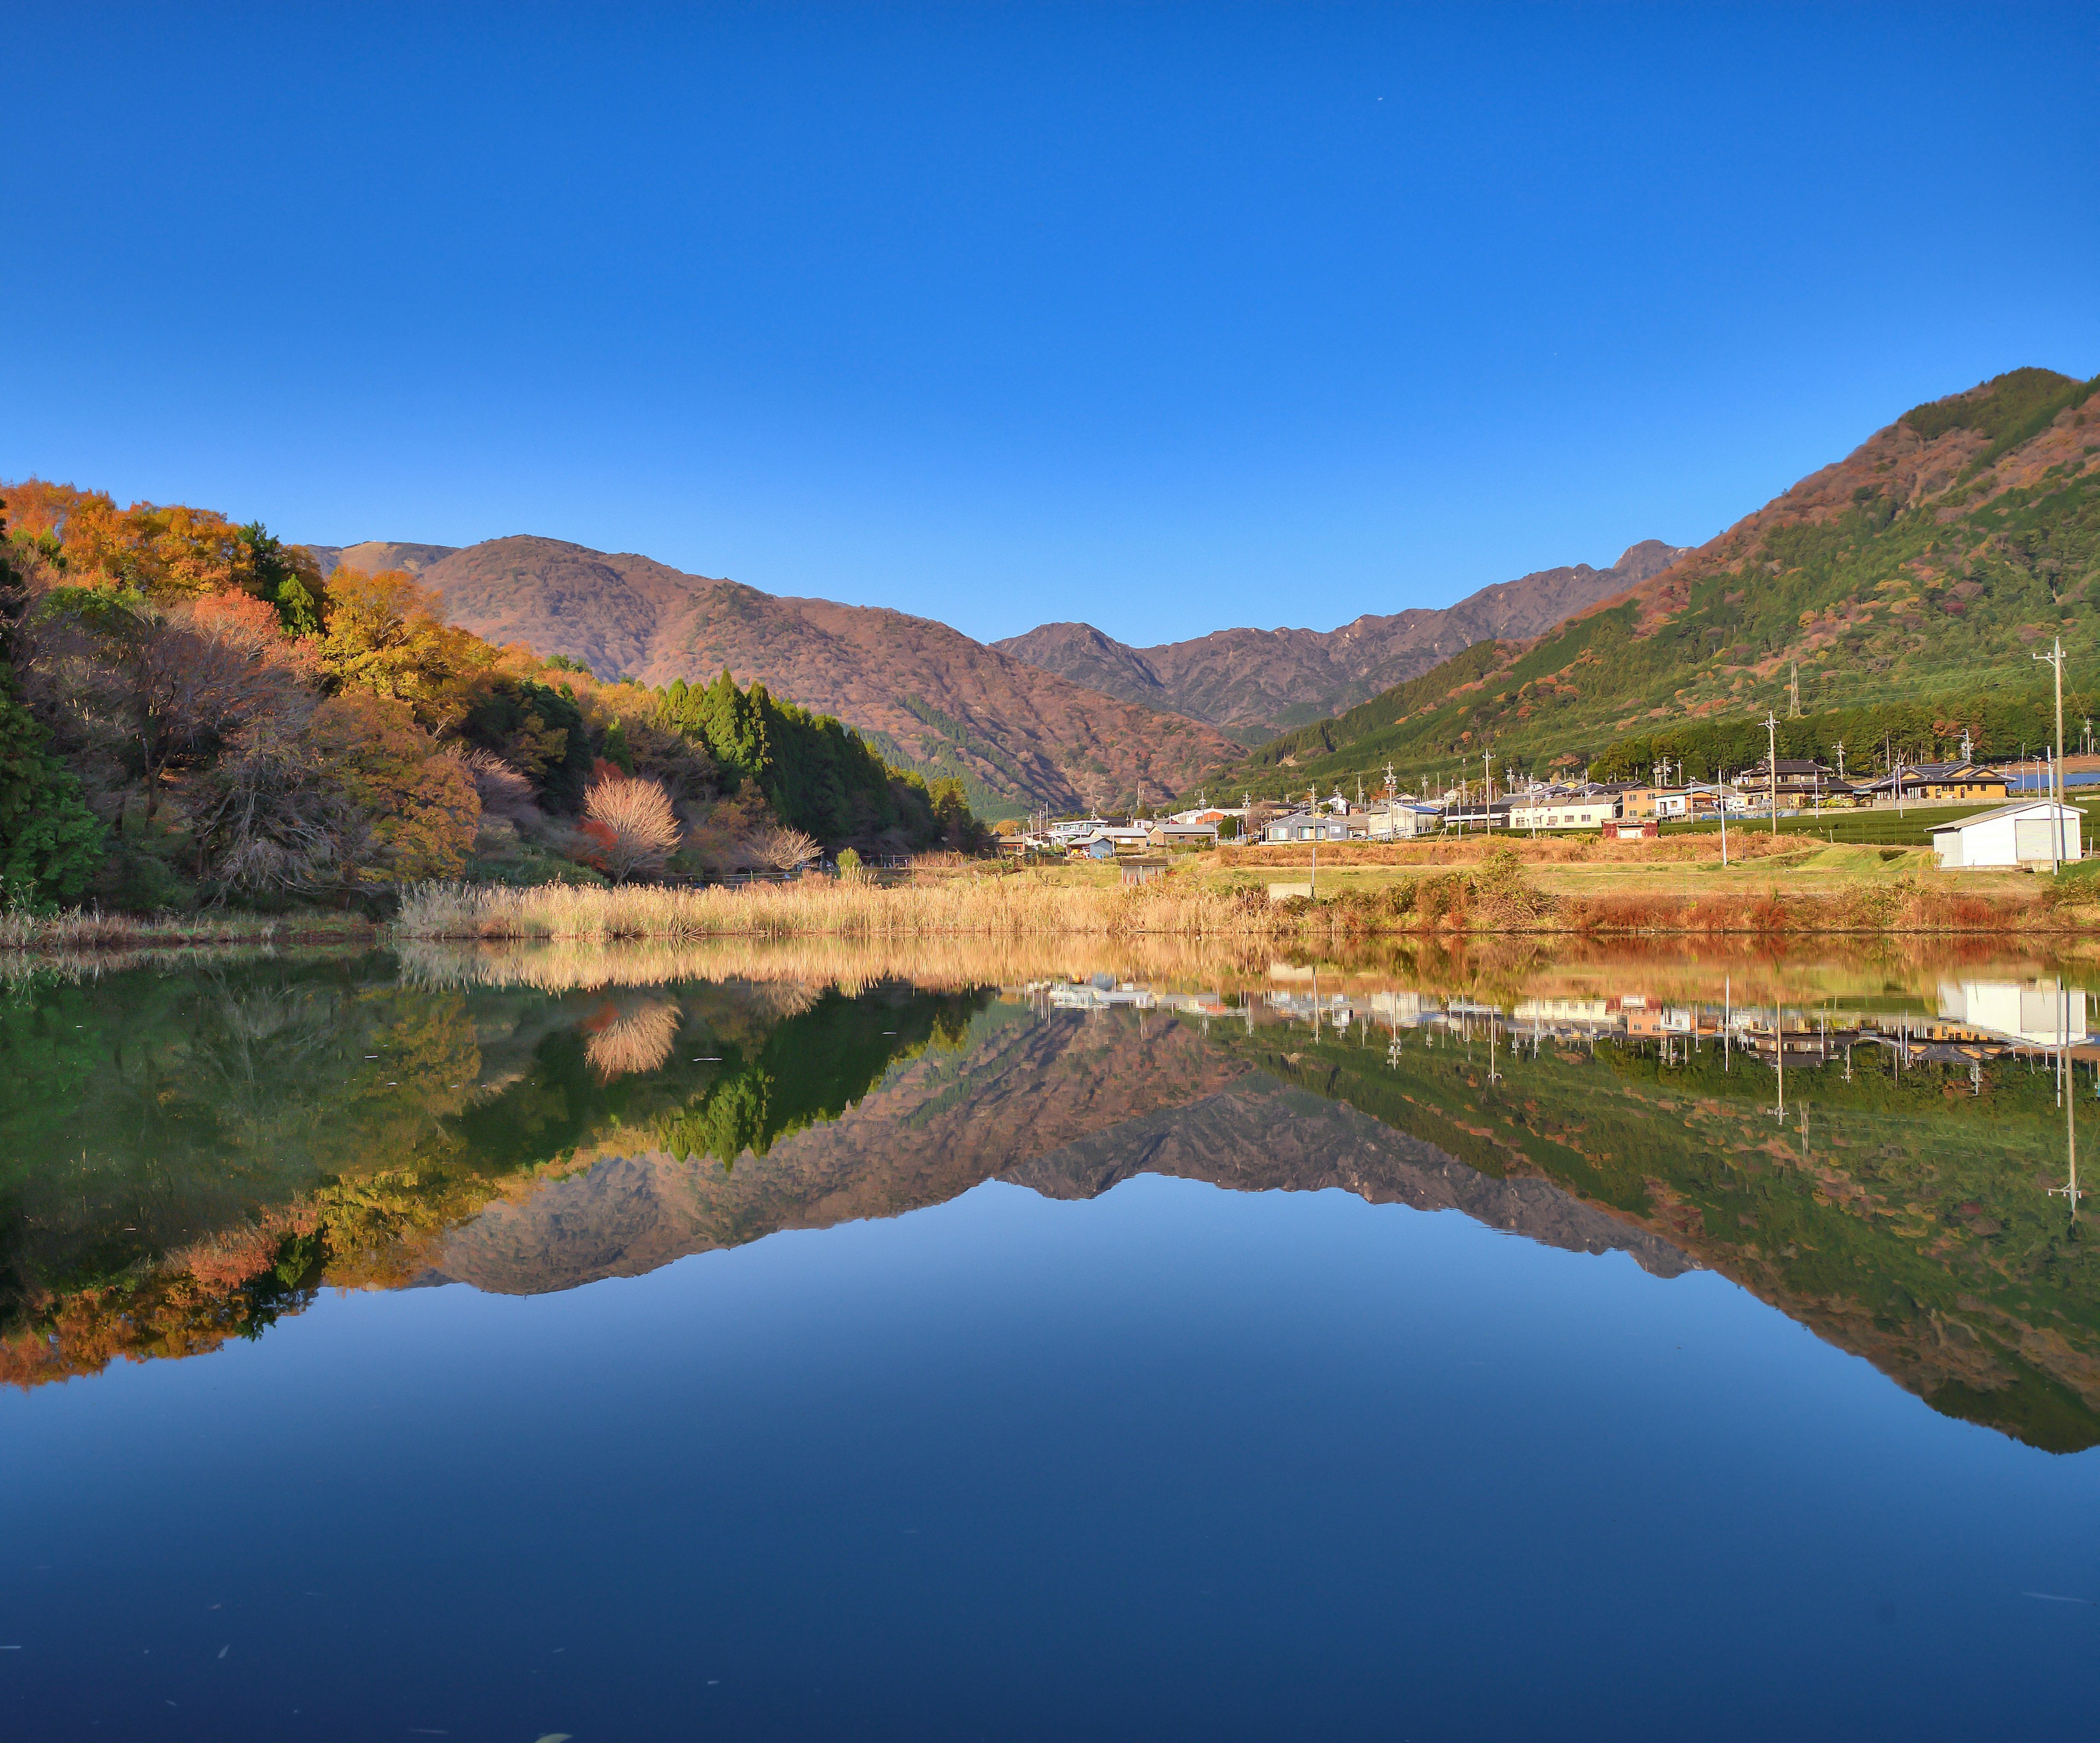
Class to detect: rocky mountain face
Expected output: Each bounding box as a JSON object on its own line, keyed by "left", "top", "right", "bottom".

{"left": 427, "top": 1003, "right": 1685, "bottom": 1296}
{"left": 302, "top": 535, "right": 1243, "bottom": 816}
{"left": 994, "top": 540, "right": 1688, "bottom": 738}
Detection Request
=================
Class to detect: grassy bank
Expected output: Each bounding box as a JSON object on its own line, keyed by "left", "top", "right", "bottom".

{"left": 0, "top": 907, "right": 378, "bottom": 952}
{"left": 6, "top": 837, "right": 2094, "bottom": 963}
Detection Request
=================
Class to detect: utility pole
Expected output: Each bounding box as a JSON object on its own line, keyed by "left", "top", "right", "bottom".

{"left": 1483, "top": 748, "right": 1495, "bottom": 835}
{"left": 1308, "top": 786, "right": 1319, "bottom": 897}
{"left": 2035, "top": 636, "right": 2068, "bottom": 870}
{"left": 1834, "top": 740, "right": 1846, "bottom": 783}
{"left": 1765, "top": 712, "right": 1780, "bottom": 837}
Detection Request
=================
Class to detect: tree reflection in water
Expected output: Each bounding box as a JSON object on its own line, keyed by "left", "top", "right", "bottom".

{"left": 4, "top": 944, "right": 2097, "bottom": 1452}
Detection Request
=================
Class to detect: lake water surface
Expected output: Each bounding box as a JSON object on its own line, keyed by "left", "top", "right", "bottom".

{"left": 5, "top": 943, "right": 2099, "bottom": 1740}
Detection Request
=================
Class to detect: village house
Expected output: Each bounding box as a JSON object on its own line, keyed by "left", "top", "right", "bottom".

{"left": 1440, "top": 798, "right": 1515, "bottom": 830}
{"left": 1858, "top": 761, "right": 2010, "bottom": 806}
{"left": 1730, "top": 757, "right": 1850, "bottom": 809}
{"left": 1507, "top": 793, "right": 1621, "bottom": 832}
{"left": 1366, "top": 803, "right": 1445, "bottom": 839}
{"left": 1650, "top": 785, "right": 1734, "bottom": 820}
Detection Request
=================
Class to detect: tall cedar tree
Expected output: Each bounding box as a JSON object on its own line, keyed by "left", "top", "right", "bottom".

{"left": 0, "top": 502, "right": 104, "bottom": 904}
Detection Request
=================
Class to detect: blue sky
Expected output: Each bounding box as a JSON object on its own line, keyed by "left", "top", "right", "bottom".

{"left": 4, "top": 3, "right": 2095, "bottom": 647}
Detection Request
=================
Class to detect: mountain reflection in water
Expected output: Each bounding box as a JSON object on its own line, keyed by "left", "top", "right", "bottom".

{"left": 3, "top": 946, "right": 2096, "bottom": 1451}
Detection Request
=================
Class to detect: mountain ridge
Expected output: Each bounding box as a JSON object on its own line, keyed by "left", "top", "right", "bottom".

{"left": 308, "top": 535, "right": 1245, "bottom": 817}
{"left": 1207, "top": 366, "right": 2100, "bottom": 796}
{"left": 994, "top": 539, "right": 1688, "bottom": 736}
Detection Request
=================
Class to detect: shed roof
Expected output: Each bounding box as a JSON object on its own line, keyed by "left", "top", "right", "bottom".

{"left": 1925, "top": 800, "right": 2081, "bottom": 833}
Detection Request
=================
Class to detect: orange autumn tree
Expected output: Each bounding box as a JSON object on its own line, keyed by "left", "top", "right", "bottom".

{"left": 7, "top": 481, "right": 247, "bottom": 599}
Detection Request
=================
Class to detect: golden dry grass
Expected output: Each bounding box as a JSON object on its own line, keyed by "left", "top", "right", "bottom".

{"left": 393, "top": 874, "right": 1282, "bottom": 943}
{"left": 389, "top": 860, "right": 2087, "bottom": 948}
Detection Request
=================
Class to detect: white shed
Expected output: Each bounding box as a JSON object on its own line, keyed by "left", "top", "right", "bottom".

{"left": 1928, "top": 800, "right": 2082, "bottom": 869}
{"left": 1366, "top": 804, "right": 1444, "bottom": 840}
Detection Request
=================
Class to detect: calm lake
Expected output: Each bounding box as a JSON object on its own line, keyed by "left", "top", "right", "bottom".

{"left": 5, "top": 940, "right": 2099, "bottom": 1740}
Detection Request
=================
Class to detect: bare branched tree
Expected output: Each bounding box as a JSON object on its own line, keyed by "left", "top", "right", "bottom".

{"left": 30, "top": 588, "right": 310, "bottom": 822}
{"left": 582, "top": 774, "right": 681, "bottom": 883}
{"left": 443, "top": 744, "right": 539, "bottom": 822}
{"left": 182, "top": 713, "right": 365, "bottom": 894}
{"left": 750, "top": 823, "right": 820, "bottom": 873}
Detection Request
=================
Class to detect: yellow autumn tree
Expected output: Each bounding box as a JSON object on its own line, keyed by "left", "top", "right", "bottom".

{"left": 317, "top": 568, "right": 492, "bottom": 734}
{"left": 307, "top": 692, "right": 480, "bottom": 881}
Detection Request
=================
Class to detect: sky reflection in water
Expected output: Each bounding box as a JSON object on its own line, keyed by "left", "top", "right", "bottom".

{"left": 3, "top": 945, "right": 2099, "bottom": 1741}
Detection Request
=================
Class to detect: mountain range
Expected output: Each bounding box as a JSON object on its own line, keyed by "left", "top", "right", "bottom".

{"left": 304, "top": 534, "right": 1679, "bottom": 815}
{"left": 992, "top": 539, "right": 1687, "bottom": 739}
{"left": 302, "top": 366, "right": 2096, "bottom": 817}
{"left": 309, "top": 536, "right": 1244, "bottom": 817}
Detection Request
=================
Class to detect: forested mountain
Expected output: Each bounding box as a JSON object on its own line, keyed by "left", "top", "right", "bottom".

{"left": 1210, "top": 367, "right": 2100, "bottom": 797}
{"left": 378, "top": 536, "right": 1241, "bottom": 817}
{"left": 995, "top": 540, "right": 1687, "bottom": 739}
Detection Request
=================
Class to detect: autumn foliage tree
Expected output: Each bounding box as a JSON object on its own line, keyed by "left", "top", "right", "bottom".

{"left": 30, "top": 585, "right": 312, "bottom": 822}
{"left": 1, "top": 479, "right": 322, "bottom": 609}
{"left": 311, "top": 694, "right": 480, "bottom": 882}
{"left": 316, "top": 567, "right": 492, "bottom": 734}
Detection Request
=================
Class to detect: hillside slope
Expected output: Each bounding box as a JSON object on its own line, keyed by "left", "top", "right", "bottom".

{"left": 310, "top": 536, "right": 1242, "bottom": 816}
{"left": 995, "top": 540, "right": 1685, "bottom": 737}
{"left": 307, "top": 541, "right": 458, "bottom": 579}
{"left": 1211, "top": 367, "right": 2100, "bottom": 796}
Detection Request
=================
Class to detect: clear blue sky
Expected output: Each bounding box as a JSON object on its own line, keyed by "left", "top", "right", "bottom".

{"left": 4, "top": 3, "right": 2095, "bottom": 647}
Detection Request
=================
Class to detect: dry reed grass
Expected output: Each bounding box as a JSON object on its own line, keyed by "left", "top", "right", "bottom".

{"left": 388, "top": 866, "right": 2091, "bottom": 950}
{"left": 1, "top": 905, "right": 375, "bottom": 952}
{"left": 393, "top": 874, "right": 1281, "bottom": 943}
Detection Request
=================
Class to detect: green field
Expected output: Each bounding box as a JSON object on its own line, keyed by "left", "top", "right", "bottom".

{"left": 1656, "top": 795, "right": 2100, "bottom": 847}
